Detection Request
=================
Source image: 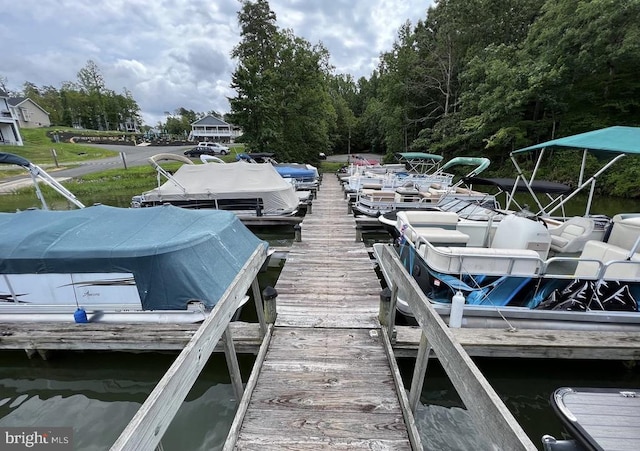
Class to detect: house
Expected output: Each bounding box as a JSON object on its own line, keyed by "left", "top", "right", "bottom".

{"left": 8, "top": 97, "right": 51, "bottom": 128}
{"left": 189, "top": 115, "right": 240, "bottom": 143}
{"left": 0, "top": 90, "right": 23, "bottom": 146}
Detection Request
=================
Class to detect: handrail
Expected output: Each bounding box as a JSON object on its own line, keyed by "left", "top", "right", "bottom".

{"left": 374, "top": 243, "right": 536, "bottom": 450}
{"left": 110, "top": 243, "right": 268, "bottom": 451}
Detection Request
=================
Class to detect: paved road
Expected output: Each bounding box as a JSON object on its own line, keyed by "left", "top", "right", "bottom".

{"left": 0, "top": 144, "right": 192, "bottom": 192}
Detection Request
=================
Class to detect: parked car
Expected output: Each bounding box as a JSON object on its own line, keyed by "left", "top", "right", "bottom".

{"left": 185, "top": 142, "right": 230, "bottom": 157}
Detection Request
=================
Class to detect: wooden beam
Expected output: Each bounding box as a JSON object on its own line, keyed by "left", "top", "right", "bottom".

{"left": 377, "top": 244, "right": 536, "bottom": 450}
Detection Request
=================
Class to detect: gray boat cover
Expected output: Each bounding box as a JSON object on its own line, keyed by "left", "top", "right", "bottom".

{"left": 140, "top": 161, "right": 300, "bottom": 215}
{"left": 0, "top": 204, "right": 267, "bottom": 310}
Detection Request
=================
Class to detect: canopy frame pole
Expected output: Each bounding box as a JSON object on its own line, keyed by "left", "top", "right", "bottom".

{"left": 27, "top": 163, "right": 85, "bottom": 209}
{"left": 509, "top": 154, "right": 547, "bottom": 214}
{"left": 579, "top": 149, "right": 588, "bottom": 187}
{"left": 546, "top": 154, "right": 626, "bottom": 217}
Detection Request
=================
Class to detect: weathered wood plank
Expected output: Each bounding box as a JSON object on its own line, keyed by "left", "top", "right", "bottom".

{"left": 232, "top": 175, "right": 418, "bottom": 450}
{"left": 394, "top": 325, "right": 640, "bottom": 360}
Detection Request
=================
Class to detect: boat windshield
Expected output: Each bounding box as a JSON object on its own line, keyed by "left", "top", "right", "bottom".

{"left": 437, "top": 198, "right": 506, "bottom": 221}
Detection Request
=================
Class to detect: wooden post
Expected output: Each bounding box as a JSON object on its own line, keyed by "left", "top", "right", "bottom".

{"left": 347, "top": 201, "right": 352, "bottom": 214}
{"left": 251, "top": 278, "right": 267, "bottom": 337}
{"left": 307, "top": 201, "right": 312, "bottom": 214}
{"left": 387, "top": 284, "right": 398, "bottom": 343}
{"left": 378, "top": 287, "right": 392, "bottom": 327}
{"left": 355, "top": 226, "right": 362, "bottom": 242}
{"left": 223, "top": 326, "right": 244, "bottom": 402}
{"left": 50, "top": 148, "right": 59, "bottom": 167}
{"left": 409, "top": 332, "right": 431, "bottom": 413}
{"left": 294, "top": 224, "right": 302, "bottom": 242}
{"left": 262, "top": 286, "right": 278, "bottom": 324}
{"left": 120, "top": 151, "right": 128, "bottom": 170}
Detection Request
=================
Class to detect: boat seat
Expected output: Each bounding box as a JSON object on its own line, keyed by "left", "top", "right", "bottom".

{"left": 413, "top": 227, "right": 469, "bottom": 246}
{"left": 574, "top": 240, "right": 640, "bottom": 280}
{"left": 607, "top": 216, "right": 640, "bottom": 250}
{"left": 549, "top": 216, "right": 595, "bottom": 254}
{"left": 424, "top": 246, "right": 542, "bottom": 276}
{"left": 397, "top": 211, "right": 459, "bottom": 227}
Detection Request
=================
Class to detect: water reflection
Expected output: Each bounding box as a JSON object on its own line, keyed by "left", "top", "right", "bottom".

{"left": 0, "top": 350, "right": 253, "bottom": 451}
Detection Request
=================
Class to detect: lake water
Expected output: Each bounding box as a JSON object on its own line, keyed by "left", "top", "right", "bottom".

{"left": 1, "top": 192, "right": 639, "bottom": 449}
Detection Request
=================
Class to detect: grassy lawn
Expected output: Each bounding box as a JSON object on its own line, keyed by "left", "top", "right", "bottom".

{"left": 7, "top": 128, "right": 121, "bottom": 165}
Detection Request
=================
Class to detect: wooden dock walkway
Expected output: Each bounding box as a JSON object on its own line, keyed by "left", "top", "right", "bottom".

{"left": 228, "top": 174, "right": 417, "bottom": 449}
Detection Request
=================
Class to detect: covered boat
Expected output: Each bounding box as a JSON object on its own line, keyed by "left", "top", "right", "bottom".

{"left": 132, "top": 160, "right": 302, "bottom": 216}
{"left": 0, "top": 204, "right": 268, "bottom": 322}
{"left": 374, "top": 126, "right": 640, "bottom": 331}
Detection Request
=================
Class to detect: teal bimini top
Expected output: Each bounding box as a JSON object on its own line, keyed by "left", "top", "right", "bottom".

{"left": 0, "top": 204, "right": 267, "bottom": 310}
{"left": 512, "top": 126, "right": 640, "bottom": 155}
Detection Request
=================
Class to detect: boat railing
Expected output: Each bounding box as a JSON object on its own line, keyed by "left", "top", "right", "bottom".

{"left": 374, "top": 243, "right": 537, "bottom": 450}
{"left": 413, "top": 236, "right": 545, "bottom": 277}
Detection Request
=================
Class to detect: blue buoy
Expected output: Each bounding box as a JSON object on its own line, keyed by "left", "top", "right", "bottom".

{"left": 74, "top": 308, "right": 88, "bottom": 324}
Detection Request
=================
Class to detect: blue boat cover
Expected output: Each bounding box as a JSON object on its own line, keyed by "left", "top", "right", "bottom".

{"left": 273, "top": 164, "right": 317, "bottom": 179}
{"left": 512, "top": 126, "right": 640, "bottom": 155}
{"left": 0, "top": 205, "right": 267, "bottom": 310}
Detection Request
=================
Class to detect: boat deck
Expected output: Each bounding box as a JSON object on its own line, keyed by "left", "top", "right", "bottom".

{"left": 229, "top": 174, "right": 415, "bottom": 449}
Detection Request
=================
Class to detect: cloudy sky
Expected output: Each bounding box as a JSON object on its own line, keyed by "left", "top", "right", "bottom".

{"left": 1, "top": 0, "right": 433, "bottom": 126}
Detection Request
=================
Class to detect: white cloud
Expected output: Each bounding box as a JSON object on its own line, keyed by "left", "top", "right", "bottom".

{"left": 1, "top": 0, "right": 433, "bottom": 125}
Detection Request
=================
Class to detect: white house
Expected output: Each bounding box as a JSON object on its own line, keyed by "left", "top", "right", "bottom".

{"left": 189, "top": 115, "right": 241, "bottom": 143}
{"left": 8, "top": 97, "right": 51, "bottom": 128}
{"left": 0, "top": 90, "right": 23, "bottom": 146}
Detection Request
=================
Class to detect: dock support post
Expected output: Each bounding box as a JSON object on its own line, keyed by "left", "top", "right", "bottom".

{"left": 262, "top": 286, "right": 278, "bottom": 324}
{"left": 378, "top": 287, "right": 392, "bottom": 327}
{"left": 223, "top": 326, "right": 244, "bottom": 403}
{"left": 251, "top": 278, "right": 267, "bottom": 337}
{"left": 347, "top": 201, "right": 352, "bottom": 214}
{"left": 355, "top": 226, "right": 362, "bottom": 242}
{"left": 307, "top": 201, "right": 312, "bottom": 215}
{"left": 294, "top": 224, "right": 302, "bottom": 242}
{"left": 408, "top": 332, "right": 431, "bottom": 413}
{"left": 387, "top": 285, "right": 398, "bottom": 343}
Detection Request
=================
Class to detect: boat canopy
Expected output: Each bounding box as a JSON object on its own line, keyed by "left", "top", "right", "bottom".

{"left": 508, "top": 126, "right": 640, "bottom": 217}
{"left": 512, "top": 126, "right": 640, "bottom": 155}
{"left": 274, "top": 163, "right": 318, "bottom": 180}
{"left": 440, "top": 157, "right": 490, "bottom": 176}
{"left": 0, "top": 204, "right": 266, "bottom": 311}
{"left": 395, "top": 152, "right": 444, "bottom": 174}
{"left": 140, "top": 161, "right": 300, "bottom": 215}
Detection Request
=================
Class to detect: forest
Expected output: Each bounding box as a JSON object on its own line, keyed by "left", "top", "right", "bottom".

{"left": 230, "top": 0, "right": 640, "bottom": 196}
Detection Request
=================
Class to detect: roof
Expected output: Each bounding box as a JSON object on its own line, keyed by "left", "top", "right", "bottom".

{"left": 191, "top": 114, "right": 231, "bottom": 127}
{"left": 0, "top": 204, "right": 266, "bottom": 310}
{"left": 512, "top": 126, "right": 640, "bottom": 155}
{"left": 7, "top": 97, "right": 50, "bottom": 116}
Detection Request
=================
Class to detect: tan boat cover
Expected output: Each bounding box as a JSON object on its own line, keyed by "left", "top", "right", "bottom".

{"left": 141, "top": 161, "right": 300, "bottom": 215}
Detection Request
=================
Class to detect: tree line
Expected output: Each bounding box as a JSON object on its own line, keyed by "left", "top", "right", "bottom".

{"left": 231, "top": 0, "right": 639, "bottom": 195}
{"left": 3, "top": 61, "right": 142, "bottom": 132}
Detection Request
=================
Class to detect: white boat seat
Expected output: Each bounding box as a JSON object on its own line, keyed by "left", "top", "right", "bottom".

{"left": 413, "top": 227, "right": 469, "bottom": 245}
{"left": 397, "top": 211, "right": 459, "bottom": 227}
{"left": 607, "top": 216, "right": 640, "bottom": 250}
{"left": 424, "top": 246, "right": 542, "bottom": 276}
{"left": 574, "top": 240, "right": 640, "bottom": 280}
{"left": 549, "top": 216, "right": 595, "bottom": 254}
